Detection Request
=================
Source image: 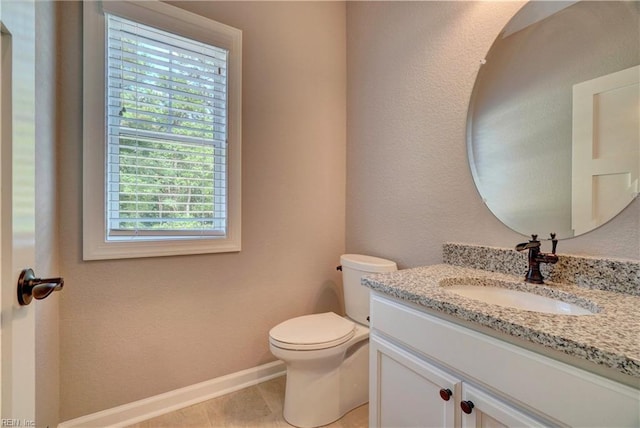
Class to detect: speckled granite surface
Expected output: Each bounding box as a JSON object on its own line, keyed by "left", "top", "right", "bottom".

{"left": 443, "top": 243, "right": 640, "bottom": 296}
{"left": 363, "top": 246, "right": 640, "bottom": 380}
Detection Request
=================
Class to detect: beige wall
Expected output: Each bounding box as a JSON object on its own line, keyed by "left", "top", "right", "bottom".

{"left": 58, "top": 1, "right": 346, "bottom": 420}
{"left": 346, "top": 1, "right": 639, "bottom": 269}
{"left": 35, "top": 1, "right": 60, "bottom": 426}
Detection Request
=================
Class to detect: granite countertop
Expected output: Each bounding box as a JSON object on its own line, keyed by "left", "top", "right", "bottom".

{"left": 362, "top": 263, "right": 640, "bottom": 381}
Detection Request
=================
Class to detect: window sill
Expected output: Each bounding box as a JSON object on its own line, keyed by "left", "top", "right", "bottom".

{"left": 82, "top": 234, "right": 241, "bottom": 260}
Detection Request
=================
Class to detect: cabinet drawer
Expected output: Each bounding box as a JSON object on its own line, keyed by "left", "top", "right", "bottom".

{"left": 371, "top": 292, "right": 640, "bottom": 427}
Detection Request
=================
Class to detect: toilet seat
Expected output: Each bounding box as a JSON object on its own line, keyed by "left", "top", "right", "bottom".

{"left": 269, "top": 312, "right": 355, "bottom": 351}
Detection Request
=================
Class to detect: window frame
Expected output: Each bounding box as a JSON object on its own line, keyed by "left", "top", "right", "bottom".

{"left": 83, "top": 0, "right": 242, "bottom": 260}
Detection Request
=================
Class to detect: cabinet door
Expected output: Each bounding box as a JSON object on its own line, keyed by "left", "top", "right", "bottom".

{"left": 370, "top": 333, "right": 459, "bottom": 428}
{"left": 460, "top": 383, "right": 549, "bottom": 428}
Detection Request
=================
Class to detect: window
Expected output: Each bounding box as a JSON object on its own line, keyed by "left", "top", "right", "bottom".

{"left": 83, "top": 1, "right": 242, "bottom": 260}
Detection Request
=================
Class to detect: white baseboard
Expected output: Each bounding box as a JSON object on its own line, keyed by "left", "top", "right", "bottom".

{"left": 58, "top": 360, "right": 286, "bottom": 428}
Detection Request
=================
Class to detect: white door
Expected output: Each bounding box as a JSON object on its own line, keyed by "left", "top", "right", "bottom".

{"left": 0, "top": 0, "right": 37, "bottom": 423}
{"left": 460, "top": 383, "right": 547, "bottom": 428}
{"left": 572, "top": 65, "right": 640, "bottom": 235}
{"left": 370, "top": 335, "right": 459, "bottom": 428}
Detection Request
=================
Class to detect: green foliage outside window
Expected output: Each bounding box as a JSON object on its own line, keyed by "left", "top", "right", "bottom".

{"left": 108, "top": 22, "right": 228, "bottom": 233}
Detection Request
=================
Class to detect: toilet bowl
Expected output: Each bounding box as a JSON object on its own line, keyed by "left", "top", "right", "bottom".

{"left": 269, "top": 254, "right": 397, "bottom": 428}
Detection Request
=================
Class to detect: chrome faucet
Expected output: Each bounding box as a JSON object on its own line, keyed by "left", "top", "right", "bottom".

{"left": 515, "top": 233, "right": 558, "bottom": 284}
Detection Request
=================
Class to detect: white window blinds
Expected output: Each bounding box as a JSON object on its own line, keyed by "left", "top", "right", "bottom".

{"left": 106, "top": 13, "right": 229, "bottom": 239}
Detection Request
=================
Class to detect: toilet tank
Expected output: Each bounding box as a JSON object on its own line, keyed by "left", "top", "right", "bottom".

{"left": 340, "top": 254, "right": 397, "bottom": 325}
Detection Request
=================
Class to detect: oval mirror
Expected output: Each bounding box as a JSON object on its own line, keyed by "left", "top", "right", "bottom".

{"left": 467, "top": 0, "right": 639, "bottom": 239}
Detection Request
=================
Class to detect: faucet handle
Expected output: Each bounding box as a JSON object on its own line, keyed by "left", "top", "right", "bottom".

{"left": 516, "top": 233, "right": 543, "bottom": 252}
{"left": 550, "top": 232, "right": 558, "bottom": 254}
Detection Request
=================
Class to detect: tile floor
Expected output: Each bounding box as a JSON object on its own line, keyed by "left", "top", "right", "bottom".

{"left": 126, "top": 375, "right": 368, "bottom": 428}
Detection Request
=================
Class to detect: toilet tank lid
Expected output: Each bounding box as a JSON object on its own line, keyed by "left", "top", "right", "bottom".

{"left": 340, "top": 254, "right": 397, "bottom": 273}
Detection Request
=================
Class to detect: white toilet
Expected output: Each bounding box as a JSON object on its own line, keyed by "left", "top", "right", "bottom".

{"left": 269, "top": 254, "right": 397, "bottom": 428}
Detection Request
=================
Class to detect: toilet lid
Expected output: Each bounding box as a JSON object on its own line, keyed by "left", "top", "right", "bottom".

{"left": 269, "top": 312, "right": 355, "bottom": 351}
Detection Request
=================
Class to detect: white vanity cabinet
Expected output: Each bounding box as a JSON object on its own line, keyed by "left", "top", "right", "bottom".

{"left": 370, "top": 335, "right": 545, "bottom": 428}
{"left": 369, "top": 292, "right": 640, "bottom": 428}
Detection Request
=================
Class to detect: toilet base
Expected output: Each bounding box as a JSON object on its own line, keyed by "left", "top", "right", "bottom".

{"left": 281, "top": 339, "right": 369, "bottom": 428}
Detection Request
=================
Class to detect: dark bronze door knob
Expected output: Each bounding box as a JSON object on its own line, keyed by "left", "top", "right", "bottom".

{"left": 460, "top": 400, "right": 475, "bottom": 414}
{"left": 17, "top": 268, "right": 64, "bottom": 306}
{"left": 439, "top": 388, "right": 452, "bottom": 401}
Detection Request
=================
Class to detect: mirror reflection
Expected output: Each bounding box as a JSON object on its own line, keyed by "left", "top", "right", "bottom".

{"left": 467, "top": 0, "right": 639, "bottom": 239}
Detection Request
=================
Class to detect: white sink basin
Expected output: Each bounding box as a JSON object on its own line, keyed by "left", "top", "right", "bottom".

{"left": 443, "top": 284, "right": 596, "bottom": 315}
